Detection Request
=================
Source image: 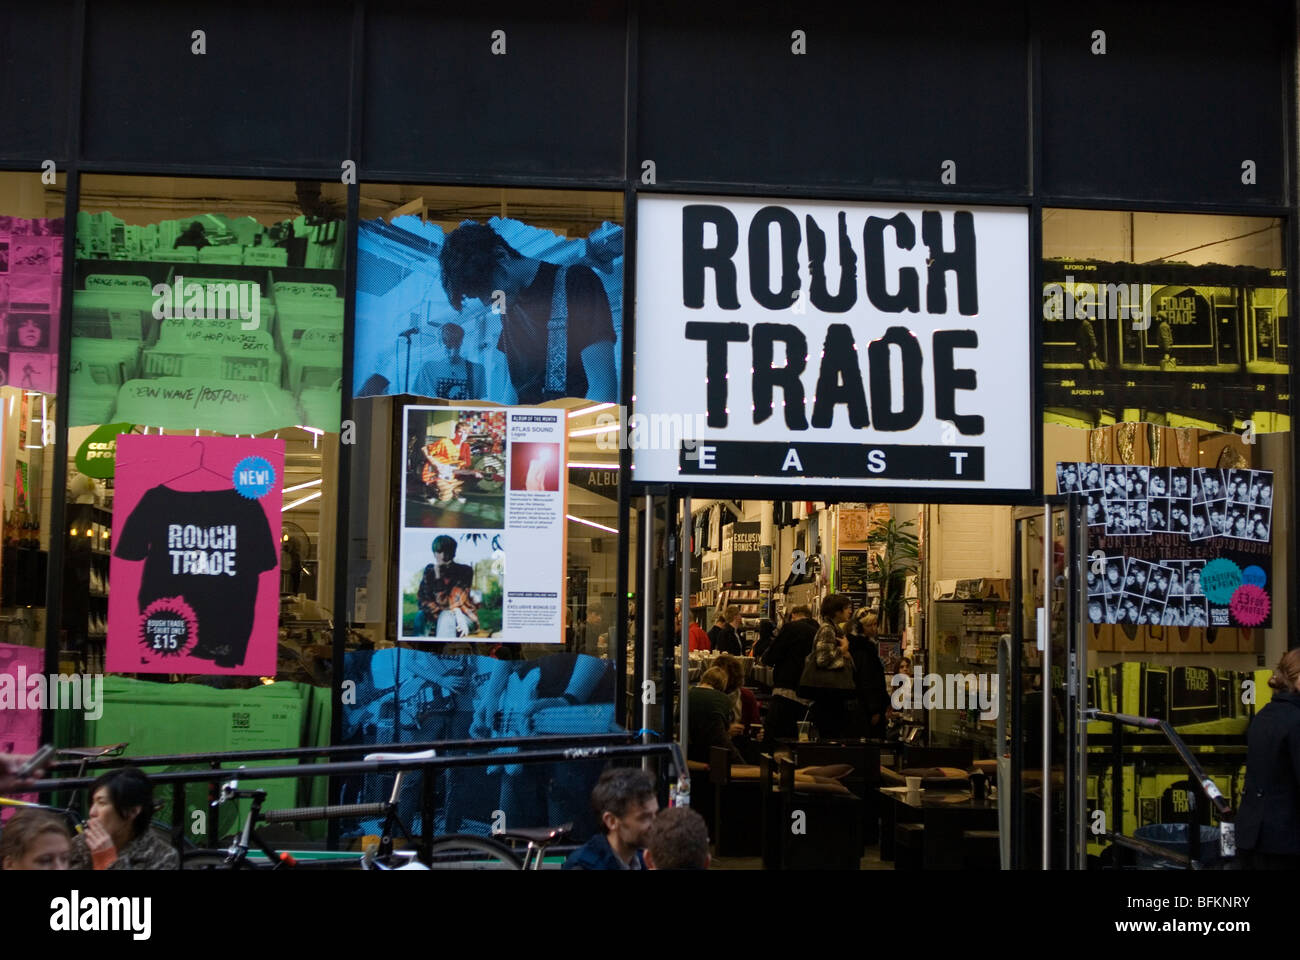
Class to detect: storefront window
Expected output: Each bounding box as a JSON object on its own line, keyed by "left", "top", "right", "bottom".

{"left": 56, "top": 177, "right": 345, "bottom": 837}
{"left": 342, "top": 185, "right": 625, "bottom": 839}
{"left": 0, "top": 171, "right": 65, "bottom": 777}
{"left": 1042, "top": 208, "right": 1290, "bottom": 859}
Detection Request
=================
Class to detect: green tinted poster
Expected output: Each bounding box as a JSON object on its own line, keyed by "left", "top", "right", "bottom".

{"left": 70, "top": 210, "right": 344, "bottom": 434}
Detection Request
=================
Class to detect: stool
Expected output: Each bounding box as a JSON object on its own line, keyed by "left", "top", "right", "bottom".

{"left": 961, "top": 829, "right": 1001, "bottom": 870}
{"left": 894, "top": 822, "right": 925, "bottom": 871}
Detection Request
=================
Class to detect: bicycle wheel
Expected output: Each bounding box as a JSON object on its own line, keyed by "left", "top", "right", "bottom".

{"left": 180, "top": 850, "right": 235, "bottom": 870}
{"left": 423, "top": 834, "right": 523, "bottom": 870}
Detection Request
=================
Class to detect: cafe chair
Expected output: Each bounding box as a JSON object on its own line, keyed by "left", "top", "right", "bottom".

{"left": 759, "top": 753, "right": 862, "bottom": 870}
{"left": 708, "top": 746, "right": 765, "bottom": 858}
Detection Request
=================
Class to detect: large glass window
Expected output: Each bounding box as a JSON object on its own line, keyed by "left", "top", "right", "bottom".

{"left": 1042, "top": 209, "right": 1290, "bottom": 861}
{"left": 58, "top": 177, "right": 345, "bottom": 841}
{"left": 0, "top": 172, "right": 65, "bottom": 779}
{"left": 342, "top": 184, "right": 625, "bottom": 840}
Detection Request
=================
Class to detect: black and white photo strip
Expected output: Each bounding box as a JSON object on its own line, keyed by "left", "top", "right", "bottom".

{"left": 1088, "top": 557, "right": 1209, "bottom": 626}
{"left": 1064, "top": 463, "right": 1271, "bottom": 543}
{"left": 1237, "top": 469, "right": 1272, "bottom": 542}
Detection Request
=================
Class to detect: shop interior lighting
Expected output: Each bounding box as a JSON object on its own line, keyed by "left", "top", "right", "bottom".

{"left": 568, "top": 423, "right": 620, "bottom": 439}
{"left": 567, "top": 402, "right": 616, "bottom": 419}
{"left": 282, "top": 478, "right": 323, "bottom": 494}
{"left": 282, "top": 490, "right": 323, "bottom": 512}
{"left": 567, "top": 514, "right": 618, "bottom": 535}
{"left": 566, "top": 461, "right": 618, "bottom": 470}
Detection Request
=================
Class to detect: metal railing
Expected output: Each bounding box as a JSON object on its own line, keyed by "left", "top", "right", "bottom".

{"left": 24, "top": 735, "right": 688, "bottom": 867}
{"left": 1085, "top": 709, "right": 1235, "bottom": 869}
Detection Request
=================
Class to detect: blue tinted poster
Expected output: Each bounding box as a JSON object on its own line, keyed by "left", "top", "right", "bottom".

{"left": 352, "top": 216, "right": 623, "bottom": 404}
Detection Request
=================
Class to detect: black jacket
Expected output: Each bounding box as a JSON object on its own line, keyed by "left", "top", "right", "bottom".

{"left": 1237, "top": 690, "right": 1300, "bottom": 855}
{"left": 762, "top": 617, "right": 819, "bottom": 690}
{"left": 687, "top": 685, "right": 744, "bottom": 765}
{"left": 709, "top": 623, "right": 743, "bottom": 656}
{"left": 848, "top": 635, "right": 889, "bottom": 724}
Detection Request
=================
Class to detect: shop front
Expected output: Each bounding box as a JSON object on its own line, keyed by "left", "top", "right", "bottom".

{"left": 0, "top": 1, "right": 1295, "bottom": 879}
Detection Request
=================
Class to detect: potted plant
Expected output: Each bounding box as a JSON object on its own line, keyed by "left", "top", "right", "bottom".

{"left": 866, "top": 517, "right": 919, "bottom": 635}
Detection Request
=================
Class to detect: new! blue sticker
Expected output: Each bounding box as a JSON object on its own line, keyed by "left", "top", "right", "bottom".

{"left": 233, "top": 456, "right": 275, "bottom": 499}
{"left": 1241, "top": 565, "right": 1267, "bottom": 589}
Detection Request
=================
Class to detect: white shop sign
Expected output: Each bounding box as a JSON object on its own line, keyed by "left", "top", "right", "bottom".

{"left": 632, "top": 194, "right": 1031, "bottom": 492}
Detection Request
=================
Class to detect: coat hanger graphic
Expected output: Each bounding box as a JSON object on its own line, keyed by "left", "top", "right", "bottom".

{"left": 163, "top": 440, "right": 230, "bottom": 487}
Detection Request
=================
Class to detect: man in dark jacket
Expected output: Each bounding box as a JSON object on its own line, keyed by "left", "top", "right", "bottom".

{"left": 708, "top": 606, "right": 744, "bottom": 655}
{"left": 1237, "top": 651, "right": 1300, "bottom": 869}
{"left": 760, "top": 606, "right": 818, "bottom": 742}
{"left": 562, "top": 767, "right": 658, "bottom": 870}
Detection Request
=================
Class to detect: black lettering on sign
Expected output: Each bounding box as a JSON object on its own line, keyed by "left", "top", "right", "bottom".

{"left": 807, "top": 212, "right": 857, "bottom": 312}
{"left": 683, "top": 321, "right": 749, "bottom": 427}
{"left": 752, "top": 323, "right": 809, "bottom": 429}
{"left": 682, "top": 205, "right": 741, "bottom": 310}
{"left": 748, "top": 206, "right": 802, "bottom": 309}
{"left": 864, "top": 213, "right": 920, "bottom": 314}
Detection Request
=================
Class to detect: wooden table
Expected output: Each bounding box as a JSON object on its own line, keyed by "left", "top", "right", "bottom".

{"left": 879, "top": 786, "right": 998, "bottom": 869}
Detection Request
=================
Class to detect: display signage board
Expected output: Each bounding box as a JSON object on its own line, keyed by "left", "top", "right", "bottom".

{"left": 107, "top": 435, "right": 284, "bottom": 675}
{"left": 1063, "top": 461, "right": 1274, "bottom": 629}
{"left": 838, "top": 551, "right": 873, "bottom": 594}
{"left": 397, "top": 405, "right": 567, "bottom": 644}
{"left": 731, "top": 521, "right": 761, "bottom": 582}
{"left": 632, "top": 195, "right": 1032, "bottom": 493}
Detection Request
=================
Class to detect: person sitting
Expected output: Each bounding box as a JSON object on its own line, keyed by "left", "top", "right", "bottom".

{"left": 645, "top": 806, "right": 710, "bottom": 870}
{"left": 414, "top": 535, "right": 479, "bottom": 638}
{"left": 715, "top": 653, "right": 761, "bottom": 762}
{"left": 562, "top": 767, "right": 658, "bottom": 870}
{"left": 68, "top": 768, "right": 178, "bottom": 870}
{"left": 760, "top": 605, "right": 818, "bottom": 742}
{"left": 687, "top": 667, "right": 745, "bottom": 765}
{"left": 0, "top": 808, "right": 71, "bottom": 870}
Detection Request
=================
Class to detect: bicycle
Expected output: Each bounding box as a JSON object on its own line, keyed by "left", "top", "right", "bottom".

{"left": 180, "top": 750, "right": 565, "bottom": 870}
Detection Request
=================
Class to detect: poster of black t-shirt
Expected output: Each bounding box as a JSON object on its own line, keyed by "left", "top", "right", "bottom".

{"left": 108, "top": 435, "right": 284, "bottom": 675}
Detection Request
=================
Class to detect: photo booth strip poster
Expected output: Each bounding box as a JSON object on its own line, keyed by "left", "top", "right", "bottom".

{"left": 107, "top": 434, "right": 284, "bottom": 675}
{"left": 397, "top": 404, "right": 568, "bottom": 644}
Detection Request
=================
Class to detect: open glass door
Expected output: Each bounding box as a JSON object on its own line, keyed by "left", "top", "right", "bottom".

{"left": 1009, "top": 496, "right": 1089, "bottom": 868}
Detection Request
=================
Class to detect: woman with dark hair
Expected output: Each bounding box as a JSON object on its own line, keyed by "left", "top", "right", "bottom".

{"left": 0, "top": 808, "right": 71, "bottom": 870}
{"left": 846, "top": 608, "right": 889, "bottom": 739}
{"left": 68, "top": 767, "right": 177, "bottom": 870}
{"left": 805, "top": 594, "right": 855, "bottom": 739}
{"left": 750, "top": 618, "right": 777, "bottom": 660}
{"left": 1237, "top": 649, "right": 1300, "bottom": 869}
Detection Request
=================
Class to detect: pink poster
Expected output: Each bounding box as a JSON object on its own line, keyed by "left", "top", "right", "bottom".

{"left": 0, "top": 216, "right": 62, "bottom": 393}
{"left": 107, "top": 435, "right": 284, "bottom": 676}
{"left": 0, "top": 642, "right": 44, "bottom": 819}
